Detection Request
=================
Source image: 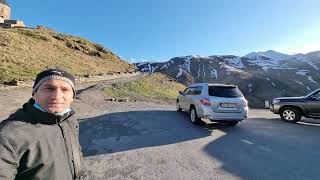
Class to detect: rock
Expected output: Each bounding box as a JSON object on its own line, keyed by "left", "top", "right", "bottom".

{"left": 3, "top": 80, "right": 18, "bottom": 86}
{"left": 117, "top": 98, "right": 129, "bottom": 102}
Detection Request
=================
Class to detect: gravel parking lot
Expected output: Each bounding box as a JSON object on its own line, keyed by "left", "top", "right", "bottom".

{"left": 79, "top": 102, "right": 320, "bottom": 180}
{"left": 1, "top": 77, "right": 320, "bottom": 180}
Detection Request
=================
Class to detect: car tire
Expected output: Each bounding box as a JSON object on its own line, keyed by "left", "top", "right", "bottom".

{"left": 190, "top": 106, "right": 201, "bottom": 124}
{"left": 176, "top": 100, "right": 182, "bottom": 112}
{"left": 280, "top": 107, "right": 302, "bottom": 123}
{"left": 226, "top": 121, "right": 238, "bottom": 126}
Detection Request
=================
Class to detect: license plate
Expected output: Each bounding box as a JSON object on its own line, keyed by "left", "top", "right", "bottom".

{"left": 221, "top": 103, "right": 235, "bottom": 108}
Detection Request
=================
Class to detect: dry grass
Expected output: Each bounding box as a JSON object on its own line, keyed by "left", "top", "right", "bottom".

{"left": 0, "top": 28, "right": 135, "bottom": 83}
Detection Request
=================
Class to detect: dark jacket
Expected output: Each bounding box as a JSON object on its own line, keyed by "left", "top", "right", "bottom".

{"left": 0, "top": 99, "right": 84, "bottom": 180}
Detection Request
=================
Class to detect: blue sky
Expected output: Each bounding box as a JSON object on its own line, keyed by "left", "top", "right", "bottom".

{"left": 9, "top": 0, "right": 320, "bottom": 62}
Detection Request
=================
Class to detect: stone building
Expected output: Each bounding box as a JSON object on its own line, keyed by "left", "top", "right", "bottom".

{"left": 0, "top": 0, "right": 11, "bottom": 22}
{"left": 0, "top": 0, "right": 25, "bottom": 28}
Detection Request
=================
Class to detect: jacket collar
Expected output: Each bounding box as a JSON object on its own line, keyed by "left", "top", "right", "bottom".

{"left": 23, "top": 99, "right": 75, "bottom": 125}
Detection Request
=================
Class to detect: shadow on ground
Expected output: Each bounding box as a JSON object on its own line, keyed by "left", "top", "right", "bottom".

{"left": 203, "top": 117, "right": 320, "bottom": 179}
{"left": 80, "top": 110, "right": 223, "bottom": 157}
{"left": 79, "top": 109, "right": 320, "bottom": 179}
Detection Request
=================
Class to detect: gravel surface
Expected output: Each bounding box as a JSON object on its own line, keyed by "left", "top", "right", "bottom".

{"left": 1, "top": 75, "right": 320, "bottom": 180}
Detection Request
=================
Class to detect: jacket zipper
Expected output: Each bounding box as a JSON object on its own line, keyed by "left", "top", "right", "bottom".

{"left": 57, "top": 122, "right": 74, "bottom": 178}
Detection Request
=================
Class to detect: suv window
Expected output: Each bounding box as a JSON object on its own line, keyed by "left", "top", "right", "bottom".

{"left": 209, "top": 86, "right": 243, "bottom": 98}
{"left": 183, "top": 88, "right": 189, "bottom": 94}
{"left": 187, "top": 86, "right": 202, "bottom": 95}
{"left": 311, "top": 91, "right": 320, "bottom": 100}
{"left": 193, "top": 86, "right": 202, "bottom": 95}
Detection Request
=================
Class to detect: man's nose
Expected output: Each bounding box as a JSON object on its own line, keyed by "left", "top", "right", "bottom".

{"left": 50, "top": 89, "right": 63, "bottom": 99}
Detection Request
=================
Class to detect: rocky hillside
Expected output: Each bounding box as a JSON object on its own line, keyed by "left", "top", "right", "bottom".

{"left": 0, "top": 28, "right": 136, "bottom": 84}
{"left": 135, "top": 50, "right": 320, "bottom": 108}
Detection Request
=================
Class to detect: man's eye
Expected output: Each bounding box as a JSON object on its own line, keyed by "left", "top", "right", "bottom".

{"left": 45, "top": 87, "right": 54, "bottom": 90}
{"left": 61, "top": 88, "right": 71, "bottom": 92}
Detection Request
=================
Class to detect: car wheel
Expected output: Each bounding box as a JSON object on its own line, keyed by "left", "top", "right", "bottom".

{"left": 176, "top": 100, "right": 182, "bottom": 112}
{"left": 280, "top": 107, "right": 302, "bottom": 123}
{"left": 190, "top": 106, "right": 201, "bottom": 124}
{"left": 226, "top": 121, "right": 238, "bottom": 126}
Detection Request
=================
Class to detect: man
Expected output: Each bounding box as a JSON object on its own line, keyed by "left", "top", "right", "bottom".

{"left": 0, "top": 69, "right": 84, "bottom": 180}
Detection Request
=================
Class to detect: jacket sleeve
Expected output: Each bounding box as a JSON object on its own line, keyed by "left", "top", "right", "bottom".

{"left": 0, "top": 134, "right": 19, "bottom": 180}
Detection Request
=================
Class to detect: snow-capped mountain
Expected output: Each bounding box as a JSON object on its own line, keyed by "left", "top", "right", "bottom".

{"left": 258, "top": 50, "right": 292, "bottom": 61}
{"left": 134, "top": 50, "right": 320, "bottom": 107}
{"left": 242, "top": 52, "right": 270, "bottom": 60}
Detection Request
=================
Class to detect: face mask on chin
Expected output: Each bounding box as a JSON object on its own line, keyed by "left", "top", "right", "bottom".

{"left": 33, "top": 102, "right": 71, "bottom": 116}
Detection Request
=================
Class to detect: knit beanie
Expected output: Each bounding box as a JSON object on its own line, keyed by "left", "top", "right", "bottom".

{"left": 32, "top": 69, "right": 76, "bottom": 98}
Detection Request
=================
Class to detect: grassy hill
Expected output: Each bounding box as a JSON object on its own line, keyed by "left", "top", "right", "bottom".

{"left": 0, "top": 28, "right": 136, "bottom": 83}
{"left": 103, "top": 73, "right": 186, "bottom": 101}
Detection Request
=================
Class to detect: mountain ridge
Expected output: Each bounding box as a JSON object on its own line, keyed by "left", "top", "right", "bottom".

{"left": 135, "top": 50, "right": 320, "bottom": 108}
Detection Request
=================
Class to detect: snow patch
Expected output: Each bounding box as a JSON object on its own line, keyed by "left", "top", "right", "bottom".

{"left": 137, "top": 62, "right": 148, "bottom": 66}
{"left": 196, "top": 64, "right": 201, "bottom": 78}
{"left": 224, "top": 57, "right": 245, "bottom": 69}
{"left": 246, "top": 58, "right": 291, "bottom": 70}
{"left": 210, "top": 68, "right": 218, "bottom": 79}
{"left": 307, "top": 61, "right": 319, "bottom": 70}
{"left": 176, "top": 56, "right": 192, "bottom": 73}
{"left": 141, "top": 64, "right": 155, "bottom": 73}
{"left": 248, "top": 83, "right": 253, "bottom": 92}
{"left": 296, "top": 70, "right": 309, "bottom": 76}
{"left": 243, "top": 51, "right": 294, "bottom": 70}
{"left": 220, "top": 64, "right": 247, "bottom": 74}
{"left": 293, "top": 80, "right": 304, "bottom": 86}
{"left": 242, "top": 52, "right": 270, "bottom": 60}
{"left": 176, "top": 68, "right": 183, "bottom": 78}
{"left": 307, "top": 76, "right": 316, "bottom": 83}
{"left": 160, "top": 64, "right": 168, "bottom": 70}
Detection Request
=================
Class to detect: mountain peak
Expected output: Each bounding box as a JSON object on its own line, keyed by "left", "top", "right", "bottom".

{"left": 242, "top": 52, "right": 270, "bottom": 60}
{"left": 258, "top": 50, "right": 292, "bottom": 60}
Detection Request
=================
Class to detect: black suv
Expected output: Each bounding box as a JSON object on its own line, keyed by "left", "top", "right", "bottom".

{"left": 270, "top": 89, "right": 320, "bottom": 123}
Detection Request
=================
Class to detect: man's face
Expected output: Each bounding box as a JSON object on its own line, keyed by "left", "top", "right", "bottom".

{"left": 33, "top": 79, "right": 74, "bottom": 113}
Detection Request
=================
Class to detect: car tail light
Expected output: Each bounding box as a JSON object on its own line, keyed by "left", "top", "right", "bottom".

{"left": 200, "top": 98, "right": 211, "bottom": 106}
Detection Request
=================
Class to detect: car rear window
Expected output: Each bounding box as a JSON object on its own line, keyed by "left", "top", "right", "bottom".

{"left": 209, "top": 86, "right": 243, "bottom": 98}
{"left": 187, "top": 86, "right": 202, "bottom": 95}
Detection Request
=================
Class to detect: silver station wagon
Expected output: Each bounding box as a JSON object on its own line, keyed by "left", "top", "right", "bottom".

{"left": 176, "top": 83, "right": 248, "bottom": 126}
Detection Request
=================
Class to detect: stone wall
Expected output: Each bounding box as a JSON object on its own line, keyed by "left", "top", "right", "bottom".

{"left": 0, "top": 3, "right": 10, "bottom": 20}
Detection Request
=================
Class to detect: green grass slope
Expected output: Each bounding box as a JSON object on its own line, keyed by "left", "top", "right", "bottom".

{"left": 0, "top": 28, "right": 136, "bottom": 83}
{"left": 103, "top": 73, "right": 186, "bottom": 101}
